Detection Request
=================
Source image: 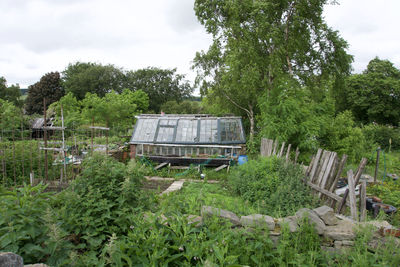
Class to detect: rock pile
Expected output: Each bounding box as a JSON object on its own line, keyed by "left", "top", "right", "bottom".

{"left": 195, "top": 205, "right": 400, "bottom": 252}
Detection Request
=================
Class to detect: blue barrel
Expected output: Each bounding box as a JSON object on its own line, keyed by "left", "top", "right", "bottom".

{"left": 238, "top": 155, "right": 248, "bottom": 165}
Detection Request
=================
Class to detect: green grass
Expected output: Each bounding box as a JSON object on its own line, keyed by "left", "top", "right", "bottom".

{"left": 157, "top": 182, "right": 258, "bottom": 216}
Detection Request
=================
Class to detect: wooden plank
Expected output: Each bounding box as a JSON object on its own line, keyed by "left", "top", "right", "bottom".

{"left": 40, "top": 147, "right": 66, "bottom": 152}
{"left": 325, "top": 155, "right": 339, "bottom": 191}
{"left": 215, "top": 164, "right": 228, "bottom": 172}
{"left": 309, "top": 149, "right": 322, "bottom": 182}
{"left": 260, "top": 138, "right": 268, "bottom": 157}
{"left": 272, "top": 140, "right": 278, "bottom": 155}
{"left": 278, "top": 142, "right": 285, "bottom": 157}
{"left": 305, "top": 180, "right": 349, "bottom": 207}
{"left": 347, "top": 170, "right": 358, "bottom": 221}
{"left": 169, "top": 166, "right": 190, "bottom": 170}
{"left": 314, "top": 151, "right": 330, "bottom": 185}
{"left": 294, "top": 147, "right": 300, "bottom": 164}
{"left": 320, "top": 152, "right": 337, "bottom": 190}
{"left": 360, "top": 180, "right": 367, "bottom": 222}
{"left": 306, "top": 155, "right": 316, "bottom": 177}
{"left": 154, "top": 162, "right": 168, "bottom": 170}
{"left": 337, "top": 158, "right": 368, "bottom": 214}
{"left": 42, "top": 126, "right": 66, "bottom": 130}
{"left": 285, "top": 144, "right": 292, "bottom": 163}
{"left": 329, "top": 154, "right": 348, "bottom": 192}
{"left": 268, "top": 139, "right": 274, "bottom": 156}
{"left": 89, "top": 126, "right": 110, "bottom": 130}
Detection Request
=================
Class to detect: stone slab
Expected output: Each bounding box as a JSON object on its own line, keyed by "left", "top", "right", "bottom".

{"left": 240, "top": 214, "right": 275, "bottom": 230}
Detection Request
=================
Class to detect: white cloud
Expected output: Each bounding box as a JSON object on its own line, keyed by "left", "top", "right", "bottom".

{"left": 1, "top": 0, "right": 399, "bottom": 89}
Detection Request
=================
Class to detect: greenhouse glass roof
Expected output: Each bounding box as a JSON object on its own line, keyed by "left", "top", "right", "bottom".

{"left": 130, "top": 115, "right": 246, "bottom": 145}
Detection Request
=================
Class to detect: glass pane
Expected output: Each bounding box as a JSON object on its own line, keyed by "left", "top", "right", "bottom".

{"left": 132, "top": 118, "right": 158, "bottom": 142}
{"left": 156, "top": 127, "right": 174, "bottom": 142}
{"left": 220, "top": 119, "right": 243, "bottom": 142}
{"left": 176, "top": 119, "right": 198, "bottom": 143}
{"left": 199, "top": 119, "right": 218, "bottom": 143}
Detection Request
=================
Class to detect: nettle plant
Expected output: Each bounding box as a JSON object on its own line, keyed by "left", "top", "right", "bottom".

{"left": 229, "top": 156, "right": 317, "bottom": 217}
{"left": 58, "top": 154, "right": 144, "bottom": 252}
{"left": 0, "top": 183, "right": 72, "bottom": 265}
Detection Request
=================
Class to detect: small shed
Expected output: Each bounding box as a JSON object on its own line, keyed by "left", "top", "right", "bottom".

{"left": 129, "top": 114, "right": 246, "bottom": 167}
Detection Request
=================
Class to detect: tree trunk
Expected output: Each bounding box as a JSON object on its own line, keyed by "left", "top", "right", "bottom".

{"left": 248, "top": 104, "right": 254, "bottom": 144}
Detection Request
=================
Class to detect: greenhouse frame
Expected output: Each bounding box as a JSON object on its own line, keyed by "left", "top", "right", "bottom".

{"left": 129, "top": 114, "right": 246, "bottom": 167}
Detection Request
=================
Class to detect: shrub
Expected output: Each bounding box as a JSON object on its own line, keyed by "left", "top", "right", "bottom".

{"left": 0, "top": 183, "right": 72, "bottom": 265}
{"left": 58, "top": 154, "right": 143, "bottom": 252}
{"left": 362, "top": 124, "right": 400, "bottom": 151}
{"left": 229, "top": 156, "right": 316, "bottom": 217}
{"left": 319, "top": 110, "right": 368, "bottom": 163}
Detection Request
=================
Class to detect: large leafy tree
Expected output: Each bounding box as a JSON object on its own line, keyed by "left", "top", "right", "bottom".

{"left": 344, "top": 58, "right": 400, "bottom": 125}
{"left": 25, "top": 72, "right": 64, "bottom": 115}
{"left": 193, "top": 0, "right": 352, "bottom": 141}
{"left": 125, "top": 67, "right": 192, "bottom": 113}
{"left": 62, "top": 62, "right": 127, "bottom": 100}
{"left": 0, "top": 77, "right": 22, "bottom": 107}
{"left": 0, "top": 99, "right": 24, "bottom": 131}
{"left": 81, "top": 89, "right": 149, "bottom": 129}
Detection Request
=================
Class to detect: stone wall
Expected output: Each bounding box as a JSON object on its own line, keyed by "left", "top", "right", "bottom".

{"left": 197, "top": 205, "right": 400, "bottom": 252}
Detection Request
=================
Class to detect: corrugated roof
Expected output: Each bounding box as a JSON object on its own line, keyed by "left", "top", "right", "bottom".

{"left": 130, "top": 114, "right": 246, "bottom": 145}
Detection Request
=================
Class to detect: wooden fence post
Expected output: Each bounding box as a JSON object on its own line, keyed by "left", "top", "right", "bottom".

{"left": 347, "top": 170, "right": 358, "bottom": 221}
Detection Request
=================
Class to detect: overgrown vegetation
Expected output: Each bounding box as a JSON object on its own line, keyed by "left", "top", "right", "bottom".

{"left": 229, "top": 156, "right": 317, "bottom": 217}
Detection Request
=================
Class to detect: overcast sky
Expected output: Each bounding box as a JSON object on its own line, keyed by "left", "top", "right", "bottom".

{"left": 1, "top": 0, "right": 399, "bottom": 89}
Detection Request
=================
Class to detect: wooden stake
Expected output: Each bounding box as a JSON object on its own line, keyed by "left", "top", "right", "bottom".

{"left": 347, "top": 170, "right": 358, "bottom": 220}
{"left": 285, "top": 143, "right": 292, "bottom": 163}
{"left": 374, "top": 147, "right": 380, "bottom": 183}
{"left": 309, "top": 148, "right": 322, "bottom": 182}
{"left": 337, "top": 158, "right": 368, "bottom": 214}
{"left": 360, "top": 180, "right": 367, "bottom": 222}
{"left": 43, "top": 97, "right": 48, "bottom": 182}
{"left": 278, "top": 142, "right": 285, "bottom": 158}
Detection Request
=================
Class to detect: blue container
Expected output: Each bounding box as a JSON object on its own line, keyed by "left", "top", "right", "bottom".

{"left": 238, "top": 155, "right": 248, "bottom": 165}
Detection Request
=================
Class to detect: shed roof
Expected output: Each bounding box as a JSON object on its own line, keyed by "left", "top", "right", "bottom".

{"left": 130, "top": 114, "right": 246, "bottom": 145}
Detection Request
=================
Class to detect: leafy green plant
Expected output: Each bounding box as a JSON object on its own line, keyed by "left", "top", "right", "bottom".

{"left": 229, "top": 156, "right": 317, "bottom": 217}
{"left": 58, "top": 153, "right": 144, "bottom": 252}
{"left": 0, "top": 183, "right": 72, "bottom": 264}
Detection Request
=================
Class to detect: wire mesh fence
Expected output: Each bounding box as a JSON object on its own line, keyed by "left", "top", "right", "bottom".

{"left": 0, "top": 126, "right": 133, "bottom": 187}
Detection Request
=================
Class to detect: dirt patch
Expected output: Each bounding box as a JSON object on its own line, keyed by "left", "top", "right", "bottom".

{"left": 142, "top": 180, "right": 174, "bottom": 193}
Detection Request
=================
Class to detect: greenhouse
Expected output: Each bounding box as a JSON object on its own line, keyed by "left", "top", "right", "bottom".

{"left": 129, "top": 114, "right": 246, "bottom": 166}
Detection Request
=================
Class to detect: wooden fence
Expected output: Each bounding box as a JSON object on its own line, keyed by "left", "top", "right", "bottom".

{"left": 261, "top": 139, "right": 369, "bottom": 222}
{"left": 260, "top": 138, "right": 299, "bottom": 163}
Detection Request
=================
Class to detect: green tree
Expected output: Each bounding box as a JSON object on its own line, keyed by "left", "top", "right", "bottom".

{"left": 62, "top": 62, "right": 126, "bottom": 100}
{"left": 48, "top": 92, "right": 84, "bottom": 129}
{"left": 81, "top": 89, "right": 148, "bottom": 129}
{"left": 193, "top": 0, "right": 352, "bottom": 142}
{"left": 25, "top": 72, "right": 64, "bottom": 115}
{"left": 160, "top": 100, "right": 203, "bottom": 114}
{"left": 0, "top": 77, "right": 22, "bottom": 107}
{"left": 344, "top": 57, "right": 400, "bottom": 125}
{"left": 125, "top": 67, "right": 192, "bottom": 113}
{"left": 0, "top": 99, "right": 24, "bottom": 131}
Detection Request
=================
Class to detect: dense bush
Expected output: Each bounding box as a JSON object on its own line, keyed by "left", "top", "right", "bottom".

{"left": 0, "top": 184, "right": 72, "bottom": 265}
{"left": 229, "top": 156, "right": 316, "bottom": 217}
{"left": 58, "top": 154, "right": 144, "bottom": 253}
{"left": 362, "top": 124, "right": 400, "bottom": 150}
{"left": 319, "top": 110, "right": 368, "bottom": 163}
